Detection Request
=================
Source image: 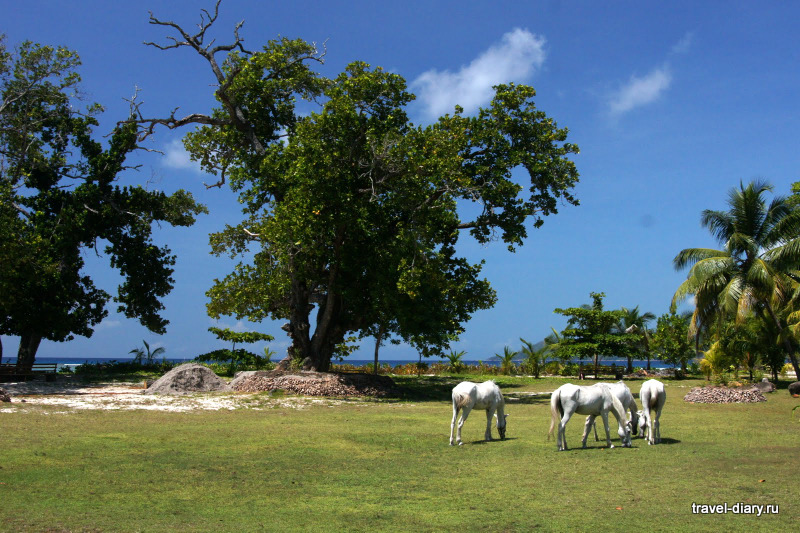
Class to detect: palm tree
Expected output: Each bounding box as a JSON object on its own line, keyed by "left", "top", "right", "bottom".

{"left": 672, "top": 180, "right": 800, "bottom": 377}
{"left": 494, "top": 346, "right": 518, "bottom": 375}
{"left": 615, "top": 306, "right": 656, "bottom": 372}
{"left": 445, "top": 349, "right": 467, "bottom": 373}
{"left": 519, "top": 338, "right": 548, "bottom": 378}
{"left": 129, "top": 340, "right": 166, "bottom": 365}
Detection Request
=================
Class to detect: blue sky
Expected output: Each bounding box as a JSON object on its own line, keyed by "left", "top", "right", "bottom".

{"left": 3, "top": 1, "right": 799, "bottom": 362}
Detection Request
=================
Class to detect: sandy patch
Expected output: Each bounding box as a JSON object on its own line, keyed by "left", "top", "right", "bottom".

{"left": 0, "top": 378, "right": 346, "bottom": 413}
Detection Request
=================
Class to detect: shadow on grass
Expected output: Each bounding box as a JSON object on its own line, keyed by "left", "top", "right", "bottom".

{"left": 465, "top": 437, "right": 519, "bottom": 445}
{"left": 392, "top": 375, "right": 533, "bottom": 402}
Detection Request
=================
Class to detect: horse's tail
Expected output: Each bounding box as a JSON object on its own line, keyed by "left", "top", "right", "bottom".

{"left": 454, "top": 392, "right": 471, "bottom": 411}
{"left": 548, "top": 387, "right": 561, "bottom": 441}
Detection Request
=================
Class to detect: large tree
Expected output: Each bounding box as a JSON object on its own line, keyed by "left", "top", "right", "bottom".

{"left": 672, "top": 180, "right": 800, "bottom": 377}
{"left": 134, "top": 5, "right": 581, "bottom": 371}
{"left": 649, "top": 312, "right": 694, "bottom": 375}
{"left": 554, "top": 292, "right": 636, "bottom": 378}
{"left": 0, "top": 38, "right": 205, "bottom": 370}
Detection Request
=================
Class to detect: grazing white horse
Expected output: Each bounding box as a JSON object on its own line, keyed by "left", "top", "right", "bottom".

{"left": 586, "top": 381, "right": 639, "bottom": 443}
{"left": 639, "top": 379, "right": 666, "bottom": 445}
{"left": 449, "top": 380, "right": 507, "bottom": 446}
{"left": 548, "top": 383, "right": 630, "bottom": 451}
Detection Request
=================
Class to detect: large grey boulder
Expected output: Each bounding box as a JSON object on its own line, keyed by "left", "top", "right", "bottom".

{"left": 789, "top": 381, "right": 800, "bottom": 396}
{"left": 752, "top": 379, "right": 776, "bottom": 393}
{"left": 144, "top": 363, "right": 229, "bottom": 395}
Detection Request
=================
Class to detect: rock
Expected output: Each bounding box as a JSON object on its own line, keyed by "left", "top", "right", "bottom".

{"left": 788, "top": 381, "right": 800, "bottom": 396}
{"left": 752, "top": 379, "right": 776, "bottom": 393}
{"left": 144, "top": 363, "right": 230, "bottom": 395}
{"left": 274, "top": 356, "right": 293, "bottom": 372}
{"left": 0, "top": 388, "right": 10, "bottom": 402}
{"left": 683, "top": 386, "right": 766, "bottom": 404}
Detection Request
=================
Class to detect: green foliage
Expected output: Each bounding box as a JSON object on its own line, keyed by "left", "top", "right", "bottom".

{"left": 444, "top": 349, "right": 467, "bottom": 373}
{"left": 128, "top": 340, "right": 166, "bottom": 365}
{"left": 143, "top": 15, "right": 580, "bottom": 371}
{"left": 650, "top": 312, "right": 694, "bottom": 372}
{"left": 494, "top": 346, "right": 518, "bottom": 375}
{"left": 519, "top": 338, "right": 548, "bottom": 378}
{"left": 0, "top": 37, "right": 206, "bottom": 367}
{"left": 553, "top": 292, "right": 637, "bottom": 376}
{"left": 672, "top": 180, "right": 800, "bottom": 378}
{"left": 207, "top": 327, "right": 274, "bottom": 348}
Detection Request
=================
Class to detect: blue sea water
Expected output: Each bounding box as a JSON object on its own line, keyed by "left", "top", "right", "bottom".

{"left": 2, "top": 356, "right": 674, "bottom": 370}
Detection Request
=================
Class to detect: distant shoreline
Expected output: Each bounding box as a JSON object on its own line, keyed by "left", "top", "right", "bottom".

{"left": 1, "top": 356, "right": 675, "bottom": 369}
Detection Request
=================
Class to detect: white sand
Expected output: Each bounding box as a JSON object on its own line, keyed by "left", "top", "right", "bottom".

{"left": 0, "top": 378, "right": 344, "bottom": 413}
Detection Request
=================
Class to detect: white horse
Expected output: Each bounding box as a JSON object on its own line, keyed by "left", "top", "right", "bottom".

{"left": 586, "top": 381, "right": 639, "bottom": 443}
{"left": 639, "top": 379, "right": 666, "bottom": 444}
{"left": 449, "top": 380, "right": 507, "bottom": 446}
{"left": 548, "top": 383, "right": 630, "bottom": 451}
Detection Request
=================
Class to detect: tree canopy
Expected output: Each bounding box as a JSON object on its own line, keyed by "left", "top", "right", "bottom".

{"left": 133, "top": 6, "right": 582, "bottom": 371}
{"left": 672, "top": 180, "right": 800, "bottom": 377}
{"left": 0, "top": 37, "right": 206, "bottom": 369}
{"left": 554, "top": 292, "right": 636, "bottom": 378}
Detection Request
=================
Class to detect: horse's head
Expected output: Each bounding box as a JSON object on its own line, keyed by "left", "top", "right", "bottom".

{"left": 496, "top": 413, "right": 508, "bottom": 440}
{"left": 636, "top": 410, "right": 646, "bottom": 435}
{"left": 630, "top": 409, "right": 640, "bottom": 436}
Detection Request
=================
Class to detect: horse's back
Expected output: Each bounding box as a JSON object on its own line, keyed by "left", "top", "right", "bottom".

{"left": 642, "top": 379, "right": 665, "bottom": 408}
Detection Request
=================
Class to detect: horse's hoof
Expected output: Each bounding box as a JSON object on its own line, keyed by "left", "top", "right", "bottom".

{"left": 458, "top": 442, "right": 464, "bottom": 446}
{"left": 609, "top": 444, "right": 615, "bottom": 449}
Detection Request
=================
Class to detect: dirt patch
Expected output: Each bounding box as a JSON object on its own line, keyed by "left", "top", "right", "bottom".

{"left": 232, "top": 370, "right": 398, "bottom": 397}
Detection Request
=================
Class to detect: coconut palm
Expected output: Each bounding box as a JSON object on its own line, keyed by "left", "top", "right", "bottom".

{"left": 519, "top": 338, "right": 548, "bottom": 378}
{"left": 494, "top": 346, "right": 518, "bottom": 375}
{"left": 615, "top": 306, "right": 656, "bottom": 372}
{"left": 129, "top": 340, "right": 166, "bottom": 365}
{"left": 672, "top": 180, "right": 800, "bottom": 376}
{"left": 445, "top": 349, "right": 467, "bottom": 373}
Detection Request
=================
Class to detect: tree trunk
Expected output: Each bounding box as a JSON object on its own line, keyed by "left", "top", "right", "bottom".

{"left": 16, "top": 333, "right": 42, "bottom": 372}
{"left": 593, "top": 354, "right": 599, "bottom": 379}
{"left": 763, "top": 302, "right": 800, "bottom": 378}
{"left": 626, "top": 354, "right": 633, "bottom": 374}
{"left": 373, "top": 323, "right": 386, "bottom": 376}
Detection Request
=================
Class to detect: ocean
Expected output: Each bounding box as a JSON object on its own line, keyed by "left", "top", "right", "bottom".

{"left": 2, "top": 356, "right": 674, "bottom": 370}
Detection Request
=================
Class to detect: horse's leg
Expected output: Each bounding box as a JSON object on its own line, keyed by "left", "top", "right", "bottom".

{"left": 600, "top": 411, "right": 613, "bottom": 449}
{"left": 559, "top": 411, "right": 573, "bottom": 451}
{"left": 654, "top": 400, "right": 664, "bottom": 444}
{"left": 450, "top": 403, "right": 460, "bottom": 446}
{"left": 485, "top": 407, "right": 495, "bottom": 441}
{"left": 641, "top": 388, "right": 654, "bottom": 445}
{"left": 457, "top": 405, "right": 472, "bottom": 446}
{"left": 582, "top": 416, "right": 596, "bottom": 448}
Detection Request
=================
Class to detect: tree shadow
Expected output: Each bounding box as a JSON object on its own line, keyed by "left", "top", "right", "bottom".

{"left": 467, "top": 437, "right": 519, "bottom": 445}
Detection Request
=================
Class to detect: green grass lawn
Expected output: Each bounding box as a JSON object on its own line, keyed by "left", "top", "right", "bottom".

{"left": 1, "top": 376, "right": 798, "bottom": 532}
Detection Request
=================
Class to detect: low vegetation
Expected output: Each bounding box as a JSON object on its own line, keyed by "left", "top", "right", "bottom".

{"left": 2, "top": 374, "right": 797, "bottom": 531}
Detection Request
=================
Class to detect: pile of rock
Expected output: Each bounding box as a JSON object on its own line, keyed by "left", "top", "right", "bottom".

{"left": 684, "top": 386, "right": 767, "bottom": 404}
{"left": 144, "top": 363, "right": 230, "bottom": 395}
{"left": 231, "top": 371, "right": 397, "bottom": 397}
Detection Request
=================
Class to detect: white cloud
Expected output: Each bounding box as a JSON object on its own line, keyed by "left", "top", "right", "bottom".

{"left": 411, "top": 28, "right": 546, "bottom": 119}
{"left": 608, "top": 66, "right": 672, "bottom": 116}
{"left": 671, "top": 32, "right": 694, "bottom": 55}
{"left": 163, "top": 139, "right": 200, "bottom": 172}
